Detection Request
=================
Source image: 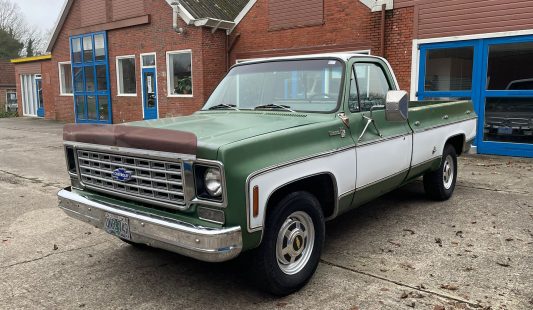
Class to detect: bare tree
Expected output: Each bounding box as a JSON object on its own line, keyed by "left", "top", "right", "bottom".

{"left": 0, "top": 0, "right": 47, "bottom": 56}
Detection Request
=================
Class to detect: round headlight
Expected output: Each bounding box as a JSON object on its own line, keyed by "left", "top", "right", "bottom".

{"left": 204, "top": 168, "right": 222, "bottom": 197}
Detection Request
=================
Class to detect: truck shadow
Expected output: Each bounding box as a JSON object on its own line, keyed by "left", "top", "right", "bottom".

{"left": 108, "top": 181, "right": 430, "bottom": 301}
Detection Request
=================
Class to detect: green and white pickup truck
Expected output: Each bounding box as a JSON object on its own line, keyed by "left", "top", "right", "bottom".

{"left": 58, "top": 54, "right": 477, "bottom": 295}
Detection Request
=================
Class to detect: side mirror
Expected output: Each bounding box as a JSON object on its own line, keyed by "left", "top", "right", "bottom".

{"left": 385, "top": 90, "right": 409, "bottom": 121}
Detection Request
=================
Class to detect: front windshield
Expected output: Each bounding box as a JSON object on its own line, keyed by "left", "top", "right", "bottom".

{"left": 202, "top": 59, "right": 345, "bottom": 113}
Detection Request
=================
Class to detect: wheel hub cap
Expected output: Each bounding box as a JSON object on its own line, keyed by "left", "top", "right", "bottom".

{"left": 443, "top": 154, "right": 455, "bottom": 190}
{"left": 276, "top": 211, "right": 315, "bottom": 275}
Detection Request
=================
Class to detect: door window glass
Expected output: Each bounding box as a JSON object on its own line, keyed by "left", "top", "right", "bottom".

{"left": 355, "top": 63, "right": 391, "bottom": 111}
{"left": 484, "top": 97, "right": 533, "bottom": 144}
{"left": 349, "top": 68, "right": 359, "bottom": 112}
{"left": 487, "top": 42, "right": 533, "bottom": 90}
{"left": 144, "top": 72, "right": 156, "bottom": 108}
{"left": 425, "top": 47, "right": 473, "bottom": 91}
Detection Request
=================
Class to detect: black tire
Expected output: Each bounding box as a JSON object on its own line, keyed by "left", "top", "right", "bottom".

{"left": 252, "top": 191, "right": 325, "bottom": 296}
{"left": 423, "top": 144, "right": 458, "bottom": 201}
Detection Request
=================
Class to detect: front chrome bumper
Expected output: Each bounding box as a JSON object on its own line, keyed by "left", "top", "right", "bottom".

{"left": 57, "top": 188, "right": 242, "bottom": 262}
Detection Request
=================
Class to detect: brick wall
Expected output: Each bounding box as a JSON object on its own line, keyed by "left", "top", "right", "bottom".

{"left": 230, "top": 0, "right": 414, "bottom": 92}
{"left": 46, "top": 0, "right": 227, "bottom": 123}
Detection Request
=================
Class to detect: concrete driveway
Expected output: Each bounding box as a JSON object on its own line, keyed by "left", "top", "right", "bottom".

{"left": 1, "top": 117, "right": 532, "bottom": 309}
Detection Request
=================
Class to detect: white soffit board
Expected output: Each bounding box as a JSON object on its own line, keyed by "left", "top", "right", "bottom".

{"left": 359, "top": 0, "right": 394, "bottom": 12}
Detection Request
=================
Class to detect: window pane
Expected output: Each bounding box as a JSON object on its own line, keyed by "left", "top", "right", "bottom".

{"left": 75, "top": 95, "right": 85, "bottom": 119}
{"left": 87, "top": 95, "right": 97, "bottom": 120}
{"left": 73, "top": 67, "right": 84, "bottom": 92}
{"left": 118, "top": 58, "right": 137, "bottom": 94}
{"left": 96, "top": 65, "right": 107, "bottom": 91}
{"left": 487, "top": 42, "right": 533, "bottom": 90}
{"left": 484, "top": 97, "right": 533, "bottom": 144}
{"left": 72, "top": 38, "right": 82, "bottom": 63}
{"left": 349, "top": 68, "right": 359, "bottom": 112}
{"left": 83, "top": 36, "right": 93, "bottom": 62}
{"left": 168, "top": 52, "right": 192, "bottom": 95}
{"left": 85, "top": 67, "right": 95, "bottom": 92}
{"left": 94, "top": 34, "right": 105, "bottom": 62}
{"left": 98, "top": 95, "right": 109, "bottom": 121}
{"left": 425, "top": 47, "right": 473, "bottom": 91}
{"left": 355, "top": 63, "right": 391, "bottom": 111}
{"left": 142, "top": 54, "right": 155, "bottom": 67}
{"left": 60, "top": 63, "right": 73, "bottom": 94}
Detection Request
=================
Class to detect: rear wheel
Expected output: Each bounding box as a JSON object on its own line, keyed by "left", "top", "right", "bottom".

{"left": 423, "top": 144, "right": 458, "bottom": 201}
{"left": 252, "top": 191, "right": 325, "bottom": 296}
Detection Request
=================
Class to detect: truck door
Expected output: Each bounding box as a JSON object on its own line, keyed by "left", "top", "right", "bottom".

{"left": 348, "top": 60, "right": 413, "bottom": 202}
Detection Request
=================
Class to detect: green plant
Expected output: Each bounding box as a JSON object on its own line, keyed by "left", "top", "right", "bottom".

{"left": 0, "top": 110, "right": 18, "bottom": 118}
{"left": 176, "top": 76, "right": 192, "bottom": 95}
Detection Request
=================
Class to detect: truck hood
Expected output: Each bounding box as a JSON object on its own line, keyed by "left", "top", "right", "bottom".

{"left": 127, "top": 111, "right": 333, "bottom": 157}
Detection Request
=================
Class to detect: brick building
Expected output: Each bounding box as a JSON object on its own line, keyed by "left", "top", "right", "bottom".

{"left": 12, "top": 0, "right": 533, "bottom": 157}
{"left": 0, "top": 59, "right": 16, "bottom": 112}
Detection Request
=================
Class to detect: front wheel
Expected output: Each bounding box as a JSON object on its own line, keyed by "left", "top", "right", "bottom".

{"left": 423, "top": 144, "right": 458, "bottom": 201}
{"left": 252, "top": 191, "right": 325, "bottom": 296}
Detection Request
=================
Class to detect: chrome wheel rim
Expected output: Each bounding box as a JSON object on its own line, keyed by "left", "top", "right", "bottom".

{"left": 443, "top": 155, "right": 455, "bottom": 190}
{"left": 276, "top": 211, "right": 315, "bottom": 275}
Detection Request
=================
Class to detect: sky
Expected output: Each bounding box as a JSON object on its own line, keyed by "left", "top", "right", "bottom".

{"left": 17, "top": 0, "right": 65, "bottom": 33}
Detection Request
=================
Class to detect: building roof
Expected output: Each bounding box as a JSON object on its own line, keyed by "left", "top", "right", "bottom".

{"left": 0, "top": 59, "right": 16, "bottom": 87}
{"left": 46, "top": 0, "right": 256, "bottom": 52}
{"left": 179, "top": 0, "right": 250, "bottom": 21}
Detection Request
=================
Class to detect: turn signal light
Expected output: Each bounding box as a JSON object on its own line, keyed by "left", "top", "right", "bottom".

{"left": 253, "top": 186, "right": 259, "bottom": 218}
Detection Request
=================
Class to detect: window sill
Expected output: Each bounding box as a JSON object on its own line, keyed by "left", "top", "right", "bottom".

{"left": 168, "top": 94, "right": 194, "bottom": 98}
{"left": 60, "top": 93, "right": 74, "bottom": 97}
{"left": 117, "top": 94, "right": 137, "bottom": 97}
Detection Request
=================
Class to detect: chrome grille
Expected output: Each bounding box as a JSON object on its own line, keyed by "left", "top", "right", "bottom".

{"left": 76, "top": 149, "right": 186, "bottom": 209}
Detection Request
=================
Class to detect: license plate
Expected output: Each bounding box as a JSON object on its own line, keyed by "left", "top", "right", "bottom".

{"left": 104, "top": 213, "right": 131, "bottom": 240}
{"left": 497, "top": 127, "right": 513, "bottom": 135}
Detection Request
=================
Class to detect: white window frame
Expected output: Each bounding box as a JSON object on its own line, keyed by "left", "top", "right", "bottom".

{"left": 140, "top": 52, "right": 158, "bottom": 119}
{"left": 116, "top": 55, "right": 137, "bottom": 97}
{"left": 166, "top": 49, "right": 193, "bottom": 98}
{"left": 58, "top": 61, "right": 73, "bottom": 96}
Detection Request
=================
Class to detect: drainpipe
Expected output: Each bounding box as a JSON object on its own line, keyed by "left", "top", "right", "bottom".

{"left": 171, "top": 2, "right": 186, "bottom": 34}
{"left": 380, "top": 3, "right": 386, "bottom": 57}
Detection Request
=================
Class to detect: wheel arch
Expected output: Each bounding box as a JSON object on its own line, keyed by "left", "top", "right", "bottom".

{"left": 264, "top": 173, "right": 338, "bottom": 225}
{"left": 445, "top": 133, "right": 466, "bottom": 156}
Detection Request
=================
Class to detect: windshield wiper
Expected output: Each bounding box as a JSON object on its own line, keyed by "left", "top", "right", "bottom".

{"left": 254, "top": 104, "right": 295, "bottom": 113}
{"left": 207, "top": 104, "right": 240, "bottom": 111}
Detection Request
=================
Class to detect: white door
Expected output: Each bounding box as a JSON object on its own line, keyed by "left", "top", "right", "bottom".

{"left": 20, "top": 74, "right": 39, "bottom": 116}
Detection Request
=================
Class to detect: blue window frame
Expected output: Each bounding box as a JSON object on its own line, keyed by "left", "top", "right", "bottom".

{"left": 419, "top": 36, "right": 533, "bottom": 158}
{"left": 70, "top": 32, "right": 112, "bottom": 124}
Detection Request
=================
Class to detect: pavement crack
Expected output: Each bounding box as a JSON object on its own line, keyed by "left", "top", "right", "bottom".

{"left": 456, "top": 183, "right": 529, "bottom": 195}
{"left": 319, "top": 259, "right": 482, "bottom": 308}
{"left": 0, "top": 169, "right": 64, "bottom": 189}
{"left": 0, "top": 241, "right": 107, "bottom": 269}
